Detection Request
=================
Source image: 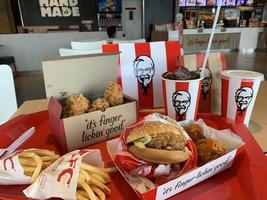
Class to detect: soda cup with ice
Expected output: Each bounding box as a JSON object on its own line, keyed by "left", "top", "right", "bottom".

{"left": 162, "top": 67, "right": 203, "bottom": 121}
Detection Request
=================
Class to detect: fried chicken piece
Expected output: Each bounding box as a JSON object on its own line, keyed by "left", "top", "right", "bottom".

{"left": 195, "top": 138, "right": 226, "bottom": 166}
{"left": 184, "top": 124, "right": 205, "bottom": 142}
{"left": 104, "top": 81, "right": 124, "bottom": 106}
{"left": 146, "top": 132, "right": 187, "bottom": 151}
{"left": 90, "top": 98, "right": 109, "bottom": 112}
{"left": 63, "top": 94, "right": 90, "bottom": 117}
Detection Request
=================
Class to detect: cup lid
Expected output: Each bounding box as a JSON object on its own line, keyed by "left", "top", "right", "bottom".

{"left": 220, "top": 70, "right": 264, "bottom": 81}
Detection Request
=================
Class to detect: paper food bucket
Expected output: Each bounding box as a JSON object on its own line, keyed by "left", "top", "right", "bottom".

{"left": 102, "top": 41, "right": 182, "bottom": 109}
{"left": 162, "top": 74, "right": 203, "bottom": 121}
{"left": 220, "top": 70, "right": 264, "bottom": 126}
{"left": 177, "top": 52, "right": 227, "bottom": 114}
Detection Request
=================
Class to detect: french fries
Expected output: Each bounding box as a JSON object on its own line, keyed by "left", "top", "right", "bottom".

{"left": 18, "top": 149, "right": 59, "bottom": 182}
{"left": 76, "top": 162, "right": 117, "bottom": 200}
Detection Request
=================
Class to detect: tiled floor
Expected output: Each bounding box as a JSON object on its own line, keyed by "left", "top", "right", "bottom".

{"left": 14, "top": 51, "right": 267, "bottom": 106}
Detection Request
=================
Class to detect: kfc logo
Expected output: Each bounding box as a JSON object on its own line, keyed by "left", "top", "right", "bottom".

{"left": 133, "top": 55, "right": 155, "bottom": 95}
{"left": 57, "top": 150, "right": 88, "bottom": 186}
{"left": 197, "top": 68, "right": 212, "bottom": 99}
{"left": 172, "top": 91, "right": 191, "bottom": 120}
{"left": 3, "top": 156, "right": 15, "bottom": 171}
{"left": 235, "top": 87, "right": 253, "bottom": 116}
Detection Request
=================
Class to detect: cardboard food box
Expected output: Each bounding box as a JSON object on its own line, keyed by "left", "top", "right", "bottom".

{"left": 42, "top": 53, "right": 137, "bottom": 152}
{"left": 107, "top": 113, "right": 245, "bottom": 200}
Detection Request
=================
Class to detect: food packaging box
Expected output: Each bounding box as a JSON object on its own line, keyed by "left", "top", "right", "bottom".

{"left": 107, "top": 113, "right": 245, "bottom": 200}
{"left": 42, "top": 53, "right": 137, "bottom": 152}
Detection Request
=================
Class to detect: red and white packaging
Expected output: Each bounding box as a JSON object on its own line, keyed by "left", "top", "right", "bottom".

{"left": 0, "top": 150, "right": 33, "bottom": 185}
{"left": 220, "top": 70, "right": 264, "bottom": 126}
{"left": 162, "top": 75, "right": 203, "bottom": 121}
{"left": 23, "top": 149, "right": 103, "bottom": 199}
{"left": 177, "top": 52, "right": 227, "bottom": 114}
{"left": 113, "top": 113, "right": 196, "bottom": 182}
{"left": 107, "top": 114, "right": 245, "bottom": 200}
{"left": 102, "top": 41, "right": 182, "bottom": 109}
{"left": 43, "top": 53, "right": 137, "bottom": 152}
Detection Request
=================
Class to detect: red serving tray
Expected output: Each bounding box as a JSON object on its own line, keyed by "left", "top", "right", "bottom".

{"left": 0, "top": 111, "right": 267, "bottom": 200}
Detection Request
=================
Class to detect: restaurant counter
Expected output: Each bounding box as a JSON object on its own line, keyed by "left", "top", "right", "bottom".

{"left": 166, "top": 27, "right": 264, "bottom": 53}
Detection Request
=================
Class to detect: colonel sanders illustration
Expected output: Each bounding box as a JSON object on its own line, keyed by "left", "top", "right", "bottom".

{"left": 235, "top": 87, "right": 253, "bottom": 116}
{"left": 198, "top": 68, "right": 212, "bottom": 99}
{"left": 172, "top": 90, "right": 191, "bottom": 120}
{"left": 133, "top": 55, "right": 155, "bottom": 95}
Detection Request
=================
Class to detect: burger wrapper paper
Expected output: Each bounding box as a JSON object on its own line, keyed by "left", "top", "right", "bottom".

{"left": 107, "top": 113, "right": 245, "bottom": 196}
{"left": 107, "top": 113, "right": 197, "bottom": 193}
{"left": 0, "top": 149, "right": 48, "bottom": 185}
{"left": 23, "top": 149, "right": 104, "bottom": 200}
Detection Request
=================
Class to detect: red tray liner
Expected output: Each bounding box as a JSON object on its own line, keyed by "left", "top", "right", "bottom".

{"left": 0, "top": 111, "right": 266, "bottom": 200}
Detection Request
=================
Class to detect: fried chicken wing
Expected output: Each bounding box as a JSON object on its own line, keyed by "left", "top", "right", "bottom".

{"left": 104, "top": 81, "right": 124, "bottom": 106}
{"left": 184, "top": 124, "right": 205, "bottom": 142}
{"left": 195, "top": 138, "right": 226, "bottom": 166}
{"left": 63, "top": 94, "right": 90, "bottom": 117}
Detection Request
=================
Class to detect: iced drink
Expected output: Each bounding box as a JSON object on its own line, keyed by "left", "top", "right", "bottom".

{"left": 162, "top": 67, "right": 203, "bottom": 121}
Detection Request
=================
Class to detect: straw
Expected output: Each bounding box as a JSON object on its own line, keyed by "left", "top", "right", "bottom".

{"left": 200, "top": 0, "right": 223, "bottom": 77}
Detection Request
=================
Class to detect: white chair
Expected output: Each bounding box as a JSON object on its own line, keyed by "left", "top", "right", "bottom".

{"left": 112, "top": 39, "right": 146, "bottom": 44}
{"left": 0, "top": 65, "right": 17, "bottom": 125}
{"left": 59, "top": 48, "right": 102, "bottom": 57}
{"left": 71, "top": 40, "right": 107, "bottom": 50}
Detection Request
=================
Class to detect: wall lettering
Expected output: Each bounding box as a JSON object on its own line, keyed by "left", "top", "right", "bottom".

{"left": 39, "top": 0, "right": 80, "bottom": 17}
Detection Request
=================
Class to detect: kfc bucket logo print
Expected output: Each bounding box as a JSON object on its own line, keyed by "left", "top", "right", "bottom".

{"left": 102, "top": 41, "right": 182, "bottom": 109}
{"left": 172, "top": 91, "right": 191, "bottom": 120}
{"left": 133, "top": 55, "right": 155, "bottom": 96}
{"left": 235, "top": 87, "right": 253, "bottom": 116}
{"left": 201, "top": 68, "right": 212, "bottom": 99}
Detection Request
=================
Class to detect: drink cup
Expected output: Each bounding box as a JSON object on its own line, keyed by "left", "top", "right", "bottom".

{"left": 220, "top": 70, "right": 264, "bottom": 126}
{"left": 162, "top": 74, "right": 203, "bottom": 121}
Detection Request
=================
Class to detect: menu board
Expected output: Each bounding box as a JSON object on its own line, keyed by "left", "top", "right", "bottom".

{"left": 186, "top": 0, "right": 196, "bottom": 6}
{"left": 179, "top": 0, "right": 246, "bottom": 7}
{"left": 226, "top": 0, "right": 236, "bottom": 6}
{"left": 207, "top": 0, "right": 216, "bottom": 6}
{"left": 246, "top": 0, "right": 253, "bottom": 5}
{"left": 179, "top": 0, "right": 186, "bottom": 7}
{"left": 236, "top": 0, "right": 245, "bottom": 5}
{"left": 218, "top": 0, "right": 227, "bottom": 6}
{"left": 196, "top": 0, "right": 206, "bottom": 6}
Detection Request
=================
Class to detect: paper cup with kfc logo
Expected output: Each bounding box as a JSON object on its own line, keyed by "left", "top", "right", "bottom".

{"left": 220, "top": 70, "right": 264, "bottom": 126}
{"left": 162, "top": 69, "right": 203, "bottom": 121}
